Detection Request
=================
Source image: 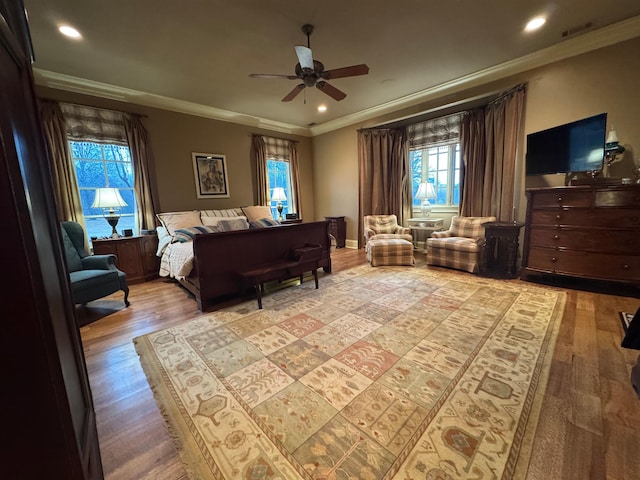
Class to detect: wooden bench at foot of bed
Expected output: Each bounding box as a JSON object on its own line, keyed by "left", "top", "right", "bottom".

{"left": 239, "top": 245, "right": 322, "bottom": 309}
{"left": 183, "top": 221, "right": 332, "bottom": 311}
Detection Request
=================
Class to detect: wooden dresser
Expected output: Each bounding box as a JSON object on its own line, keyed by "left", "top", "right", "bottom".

{"left": 92, "top": 234, "right": 159, "bottom": 284}
{"left": 522, "top": 184, "right": 640, "bottom": 287}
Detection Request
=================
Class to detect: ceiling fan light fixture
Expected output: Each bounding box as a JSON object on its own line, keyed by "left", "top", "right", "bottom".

{"left": 317, "top": 105, "right": 327, "bottom": 113}
{"left": 525, "top": 16, "right": 546, "bottom": 32}
{"left": 249, "top": 23, "right": 369, "bottom": 103}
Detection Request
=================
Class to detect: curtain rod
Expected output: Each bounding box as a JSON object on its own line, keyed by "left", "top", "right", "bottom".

{"left": 56, "top": 99, "right": 148, "bottom": 118}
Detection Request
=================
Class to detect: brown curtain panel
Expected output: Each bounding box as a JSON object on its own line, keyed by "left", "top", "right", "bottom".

{"left": 39, "top": 100, "right": 85, "bottom": 226}
{"left": 252, "top": 135, "right": 268, "bottom": 205}
{"left": 460, "top": 84, "right": 526, "bottom": 218}
{"left": 124, "top": 115, "right": 158, "bottom": 230}
{"left": 357, "top": 128, "right": 409, "bottom": 248}
{"left": 289, "top": 141, "right": 302, "bottom": 218}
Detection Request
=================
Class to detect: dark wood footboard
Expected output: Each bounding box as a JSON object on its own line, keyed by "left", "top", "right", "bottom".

{"left": 186, "top": 221, "right": 332, "bottom": 311}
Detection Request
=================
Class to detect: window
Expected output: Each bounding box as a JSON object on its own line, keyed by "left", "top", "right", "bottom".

{"left": 407, "top": 113, "right": 461, "bottom": 212}
{"left": 410, "top": 143, "right": 460, "bottom": 209}
{"left": 267, "top": 158, "right": 293, "bottom": 218}
{"left": 70, "top": 141, "right": 136, "bottom": 239}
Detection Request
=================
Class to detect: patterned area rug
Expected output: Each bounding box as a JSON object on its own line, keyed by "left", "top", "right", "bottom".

{"left": 134, "top": 264, "right": 566, "bottom": 479}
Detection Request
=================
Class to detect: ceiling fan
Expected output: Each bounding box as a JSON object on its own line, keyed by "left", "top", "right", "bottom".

{"left": 249, "top": 24, "right": 369, "bottom": 102}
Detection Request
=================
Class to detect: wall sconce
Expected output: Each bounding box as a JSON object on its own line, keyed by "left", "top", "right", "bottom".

{"left": 605, "top": 128, "right": 625, "bottom": 166}
{"left": 415, "top": 182, "right": 437, "bottom": 218}
{"left": 92, "top": 188, "right": 127, "bottom": 238}
{"left": 271, "top": 187, "right": 287, "bottom": 221}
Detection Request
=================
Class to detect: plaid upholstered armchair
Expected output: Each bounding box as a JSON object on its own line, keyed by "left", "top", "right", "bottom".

{"left": 426, "top": 215, "right": 496, "bottom": 273}
{"left": 363, "top": 215, "right": 412, "bottom": 243}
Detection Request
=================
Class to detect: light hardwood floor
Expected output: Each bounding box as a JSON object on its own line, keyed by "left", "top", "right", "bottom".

{"left": 79, "top": 248, "right": 640, "bottom": 479}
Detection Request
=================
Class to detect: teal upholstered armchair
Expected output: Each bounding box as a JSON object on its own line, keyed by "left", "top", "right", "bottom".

{"left": 60, "top": 221, "right": 130, "bottom": 307}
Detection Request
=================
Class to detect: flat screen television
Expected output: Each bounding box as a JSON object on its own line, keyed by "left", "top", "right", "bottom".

{"left": 525, "top": 113, "right": 607, "bottom": 176}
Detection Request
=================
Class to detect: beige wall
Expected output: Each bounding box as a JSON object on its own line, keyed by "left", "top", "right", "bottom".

{"left": 37, "top": 36, "right": 640, "bottom": 245}
{"left": 36, "top": 87, "right": 315, "bottom": 219}
{"left": 313, "top": 36, "right": 640, "bottom": 245}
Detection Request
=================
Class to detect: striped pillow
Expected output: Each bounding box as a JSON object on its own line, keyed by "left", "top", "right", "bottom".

{"left": 217, "top": 218, "right": 250, "bottom": 231}
{"left": 173, "top": 225, "right": 219, "bottom": 243}
{"left": 250, "top": 217, "right": 280, "bottom": 228}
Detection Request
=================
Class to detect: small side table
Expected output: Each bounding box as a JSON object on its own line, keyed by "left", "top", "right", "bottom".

{"left": 325, "top": 216, "right": 346, "bottom": 248}
{"left": 481, "top": 221, "right": 524, "bottom": 278}
{"left": 407, "top": 218, "right": 443, "bottom": 250}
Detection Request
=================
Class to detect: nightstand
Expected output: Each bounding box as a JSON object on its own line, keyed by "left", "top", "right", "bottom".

{"left": 91, "top": 234, "right": 159, "bottom": 284}
{"left": 407, "top": 218, "right": 444, "bottom": 250}
{"left": 324, "top": 216, "right": 346, "bottom": 248}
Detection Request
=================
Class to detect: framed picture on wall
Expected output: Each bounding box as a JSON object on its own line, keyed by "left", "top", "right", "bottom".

{"left": 192, "top": 152, "right": 230, "bottom": 198}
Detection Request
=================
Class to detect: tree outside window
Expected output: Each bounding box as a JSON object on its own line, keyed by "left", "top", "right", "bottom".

{"left": 70, "top": 141, "right": 136, "bottom": 239}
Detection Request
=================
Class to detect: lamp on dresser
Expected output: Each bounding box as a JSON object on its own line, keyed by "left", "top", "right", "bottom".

{"left": 92, "top": 187, "right": 127, "bottom": 238}
{"left": 271, "top": 187, "right": 287, "bottom": 221}
{"left": 415, "top": 182, "right": 436, "bottom": 217}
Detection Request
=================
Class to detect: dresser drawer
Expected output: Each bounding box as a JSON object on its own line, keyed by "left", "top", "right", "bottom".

{"left": 526, "top": 246, "right": 640, "bottom": 281}
{"left": 528, "top": 227, "right": 639, "bottom": 254}
{"left": 595, "top": 188, "right": 640, "bottom": 207}
{"left": 529, "top": 190, "right": 592, "bottom": 208}
{"left": 530, "top": 208, "right": 640, "bottom": 228}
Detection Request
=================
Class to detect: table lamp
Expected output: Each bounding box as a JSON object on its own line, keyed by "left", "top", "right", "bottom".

{"left": 271, "top": 187, "right": 287, "bottom": 221}
{"left": 92, "top": 188, "right": 128, "bottom": 238}
{"left": 415, "top": 182, "right": 436, "bottom": 217}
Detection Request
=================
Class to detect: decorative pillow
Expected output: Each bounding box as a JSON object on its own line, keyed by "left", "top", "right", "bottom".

{"left": 156, "top": 211, "right": 202, "bottom": 236}
{"left": 250, "top": 217, "right": 280, "bottom": 228}
{"left": 200, "top": 208, "right": 244, "bottom": 218}
{"left": 217, "top": 217, "right": 250, "bottom": 232}
{"left": 202, "top": 215, "right": 248, "bottom": 227}
{"left": 173, "top": 225, "right": 219, "bottom": 243}
{"left": 241, "top": 205, "right": 274, "bottom": 223}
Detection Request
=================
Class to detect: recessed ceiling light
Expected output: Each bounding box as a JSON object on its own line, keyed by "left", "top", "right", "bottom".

{"left": 317, "top": 105, "right": 327, "bottom": 113}
{"left": 59, "top": 25, "right": 82, "bottom": 39}
{"left": 525, "top": 16, "right": 546, "bottom": 32}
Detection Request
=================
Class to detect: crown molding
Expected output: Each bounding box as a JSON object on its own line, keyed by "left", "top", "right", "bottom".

{"left": 32, "top": 69, "right": 311, "bottom": 136}
{"left": 309, "top": 15, "right": 640, "bottom": 136}
{"left": 33, "top": 15, "right": 640, "bottom": 138}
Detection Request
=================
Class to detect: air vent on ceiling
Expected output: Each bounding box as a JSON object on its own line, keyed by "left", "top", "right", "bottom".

{"left": 562, "top": 20, "right": 595, "bottom": 38}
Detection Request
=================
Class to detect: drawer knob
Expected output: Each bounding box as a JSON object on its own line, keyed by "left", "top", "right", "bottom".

{"left": 556, "top": 214, "right": 561, "bottom": 220}
{"left": 623, "top": 264, "right": 630, "bottom": 270}
{"left": 551, "top": 257, "right": 558, "bottom": 262}
{"left": 553, "top": 234, "right": 559, "bottom": 240}
{"left": 557, "top": 196, "right": 563, "bottom": 202}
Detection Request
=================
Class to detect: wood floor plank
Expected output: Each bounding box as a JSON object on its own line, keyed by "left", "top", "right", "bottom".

{"left": 79, "top": 247, "right": 640, "bottom": 479}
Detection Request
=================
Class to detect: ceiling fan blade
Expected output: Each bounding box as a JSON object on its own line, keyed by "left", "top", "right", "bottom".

{"left": 282, "top": 84, "right": 305, "bottom": 102}
{"left": 316, "top": 81, "right": 346, "bottom": 101}
{"left": 294, "top": 45, "right": 314, "bottom": 70}
{"left": 321, "top": 64, "right": 369, "bottom": 80}
{"left": 249, "top": 73, "right": 298, "bottom": 80}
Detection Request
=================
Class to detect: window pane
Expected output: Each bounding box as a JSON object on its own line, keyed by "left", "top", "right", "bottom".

{"left": 70, "top": 140, "right": 136, "bottom": 239}
{"left": 74, "top": 160, "right": 107, "bottom": 188}
{"left": 409, "top": 141, "right": 459, "bottom": 208}
{"left": 267, "top": 159, "right": 293, "bottom": 218}
{"left": 105, "top": 161, "right": 134, "bottom": 188}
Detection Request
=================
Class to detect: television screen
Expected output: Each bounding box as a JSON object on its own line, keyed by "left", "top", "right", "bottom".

{"left": 525, "top": 113, "right": 607, "bottom": 176}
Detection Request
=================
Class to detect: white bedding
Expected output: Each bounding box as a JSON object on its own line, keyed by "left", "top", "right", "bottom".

{"left": 159, "top": 241, "right": 195, "bottom": 280}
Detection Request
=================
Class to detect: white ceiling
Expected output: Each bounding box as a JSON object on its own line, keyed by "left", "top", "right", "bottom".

{"left": 24, "top": 1, "right": 640, "bottom": 135}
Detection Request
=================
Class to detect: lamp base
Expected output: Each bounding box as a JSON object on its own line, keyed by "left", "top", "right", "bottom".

{"left": 421, "top": 200, "right": 432, "bottom": 218}
{"left": 106, "top": 215, "right": 121, "bottom": 238}
{"left": 277, "top": 203, "right": 284, "bottom": 222}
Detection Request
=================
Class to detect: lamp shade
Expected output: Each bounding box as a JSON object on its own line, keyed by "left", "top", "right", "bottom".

{"left": 91, "top": 188, "right": 127, "bottom": 211}
{"left": 606, "top": 129, "right": 619, "bottom": 145}
{"left": 271, "top": 187, "right": 287, "bottom": 202}
{"left": 415, "top": 182, "right": 436, "bottom": 200}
